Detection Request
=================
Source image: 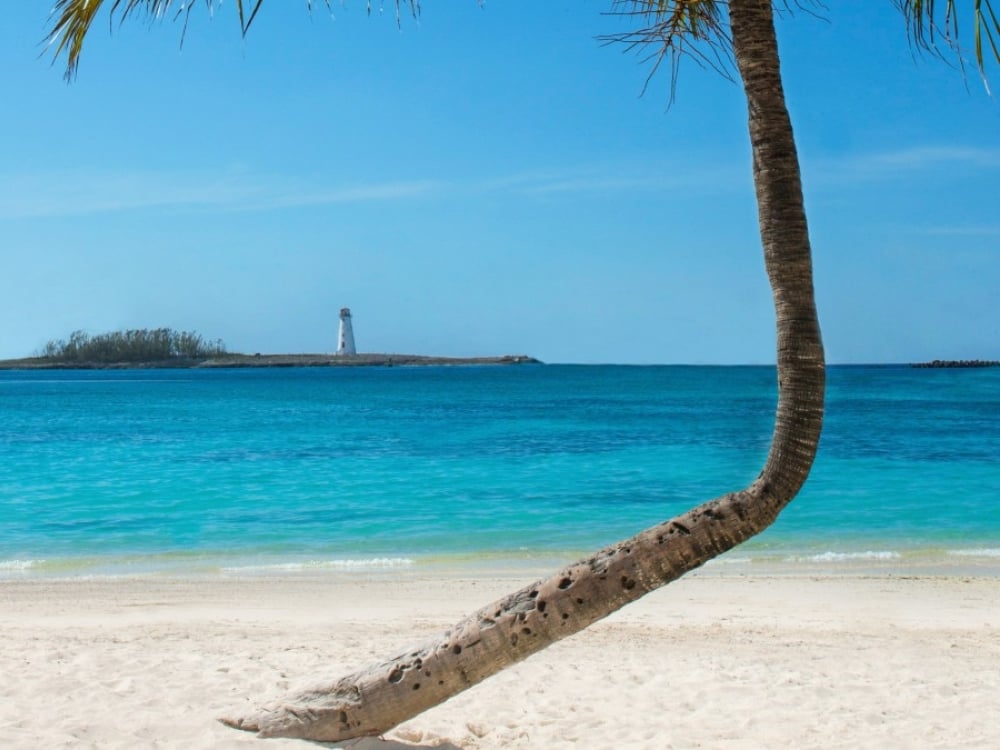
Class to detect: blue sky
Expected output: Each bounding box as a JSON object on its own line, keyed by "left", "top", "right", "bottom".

{"left": 1, "top": 1, "right": 998, "bottom": 364}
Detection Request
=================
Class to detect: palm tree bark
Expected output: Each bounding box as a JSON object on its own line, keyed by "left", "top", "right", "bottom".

{"left": 220, "top": 0, "right": 824, "bottom": 740}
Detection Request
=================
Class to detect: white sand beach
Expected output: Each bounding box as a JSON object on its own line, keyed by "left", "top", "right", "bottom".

{"left": 1, "top": 570, "right": 998, "bottom": 749}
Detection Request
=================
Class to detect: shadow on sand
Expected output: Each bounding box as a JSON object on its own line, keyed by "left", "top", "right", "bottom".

{"left": 317, "top": 737, "right": 464, "bottom": 750}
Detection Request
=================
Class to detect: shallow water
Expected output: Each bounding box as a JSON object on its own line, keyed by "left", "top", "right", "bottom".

{"left": 1, "top": 365, "right": 997, "bottom": 577}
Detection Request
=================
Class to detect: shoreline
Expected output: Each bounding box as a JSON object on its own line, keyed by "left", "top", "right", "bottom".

{"left": 0, "top": 353, "right": 542, "bottom": 370}
{"left": 4, "top": 544, "right": 999, "bottom": 581}
{"left": 4, "top": 358, "right": 997, "bottom": 370}
{"left": 2, "top": 572, "right": 998, "bottom": 749}
{"left": 4, "top": 569, "right": 999, "bottom": 626}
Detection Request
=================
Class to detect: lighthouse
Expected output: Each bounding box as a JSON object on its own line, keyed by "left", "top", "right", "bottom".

{"left": 337, "top": 307, "right": 357, "bottom": 355}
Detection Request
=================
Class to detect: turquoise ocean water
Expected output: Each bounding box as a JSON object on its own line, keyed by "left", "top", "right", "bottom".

{"left": 1, "top": 365, "right": 997, "bottom": 578}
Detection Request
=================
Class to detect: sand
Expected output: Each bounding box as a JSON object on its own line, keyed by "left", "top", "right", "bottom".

{"left": 1, "top": 569, "right": 998, "bottom": 749}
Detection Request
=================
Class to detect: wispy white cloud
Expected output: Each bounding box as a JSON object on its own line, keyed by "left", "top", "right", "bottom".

{"left": 468, "top": 163, "right": 746, "bottom": 197}
{"left": 803, "top": 144, "right": 1000, "bottom": 185}
{"left": 241, "top": 180, "right": 444, "bottom": 211}
{"left": 0, "top": 170, "right": 443, "bottom": 220}
{"left": 0, "top": 161, "right": 750, "bottom": 219}
{"left": 476, "top": 148, "right": 997, "bottom": 197}
{"left": 4, "top": 144, "right": 994, "bottom": 220}
{"left": 515, "top": 173, "right": 712, "bottom": 196}
{"left": 857, "top": 145, "right": 1000, "bottom": 170}
{"left": 919, "top": 225, "right": 1000, "bottom": 237}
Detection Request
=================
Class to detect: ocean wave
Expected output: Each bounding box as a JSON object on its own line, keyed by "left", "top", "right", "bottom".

{"left": 785, "top": 551, "right": 901, "bottom": 563}
{"left": 223, "top": 557, "right": 415, "bottom": 573}
{"left": 0, "top": 559, "right": 42, "bottom": 572}
{"left": 946, "top": 548, "right": 1000, "bottom": 558}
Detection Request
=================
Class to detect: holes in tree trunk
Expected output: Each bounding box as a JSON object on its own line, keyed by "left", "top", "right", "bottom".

{"left": 452, "top": 644, "right": 462, "bottom": 655}
{"left": 536, "top": 601, "right": 546, "bottom": 613}
{"left": 558, "top": 577, "right": 573, "bottom": 589}
{"left": 388, "top": 667, "right": 404, "bottom": 684}
{"left": 621, "top": 576, "right": 636, "bottom": 591}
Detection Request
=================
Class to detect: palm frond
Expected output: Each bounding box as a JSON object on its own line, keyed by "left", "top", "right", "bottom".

{"left": 46, "top": 0, "right": 421, "bottom": 80}
{"left": 895, "top": 0, "right": 1000, "bottom": 83}
{"left": 600, "top": 1, "right": 732, "bottom": 104}
{"left": 47, "top": 0, "right": 228, "bottom": 79}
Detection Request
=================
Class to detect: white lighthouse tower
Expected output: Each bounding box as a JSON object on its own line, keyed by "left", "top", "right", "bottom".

{"left": 337, "top": 307, "right": 357, "bottom": 355}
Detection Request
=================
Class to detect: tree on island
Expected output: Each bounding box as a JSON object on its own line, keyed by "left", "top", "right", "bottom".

{"left": 46, "top": 0, "right": 999, "bottom": 741}
{"left": 41, "top": 328, "right": 227, "bottom": 363}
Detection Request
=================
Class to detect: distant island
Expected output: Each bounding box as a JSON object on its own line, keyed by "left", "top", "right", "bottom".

{"left": 911, "top": 360, "right": 1000, "bottom": 368}
{"left": 0, "top": 328, "right": 540, "bottom": 370}
{"left": 0, "top": 353, "right": 541, "bottom": 370}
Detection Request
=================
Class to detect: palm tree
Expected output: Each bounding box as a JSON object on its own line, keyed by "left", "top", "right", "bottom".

{"left": 47, "top": 0, "right": 999, "bottom": 741}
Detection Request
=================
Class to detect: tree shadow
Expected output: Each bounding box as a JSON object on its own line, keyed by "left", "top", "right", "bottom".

{"left": 314, "top": 737, "right": 464, "bottom": 750}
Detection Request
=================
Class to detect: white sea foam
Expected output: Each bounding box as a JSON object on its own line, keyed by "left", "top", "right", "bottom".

{"left": 223, "top": 557, "right": 415, "bottom": 573}
{"left": 0, "top": 559, "right": 42, "bottom": 572}
{"left": 786, "top": 551, "right": 901, "bottom": 563}
{"left": 946, "top": 548, "right": 1000, "bottom": 558}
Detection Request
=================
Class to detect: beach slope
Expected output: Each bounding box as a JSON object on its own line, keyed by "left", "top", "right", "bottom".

{"left": 1, "top": 573, "right": 997, "bottom": 749}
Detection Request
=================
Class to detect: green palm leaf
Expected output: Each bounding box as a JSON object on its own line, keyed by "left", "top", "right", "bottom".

{"left": 602, "top": 1, "right": 999, "bottom": 92}
{"left": 894, "top": 0, "right": 1000, "bottom": 78}
{"left": 48, "top": 1, "right": 1000, "bottom": 82}
{"left": 46, "top": 1, "right": 421, "bottom": 79}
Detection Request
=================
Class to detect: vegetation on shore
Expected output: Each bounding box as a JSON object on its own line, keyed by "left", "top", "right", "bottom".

{"left": 38, "top": 328, "right": 227, "bottom": 364}
{"left": 0, "top": 330, "right": 538, "bottom": 369}
{"left": 912, "top": 360, "right": 1000, "bottom": 368}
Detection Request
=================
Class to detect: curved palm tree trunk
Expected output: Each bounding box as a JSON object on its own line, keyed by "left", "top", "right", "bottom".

{"left": 221, "top": 0, "right": 824, "bottom": 740}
